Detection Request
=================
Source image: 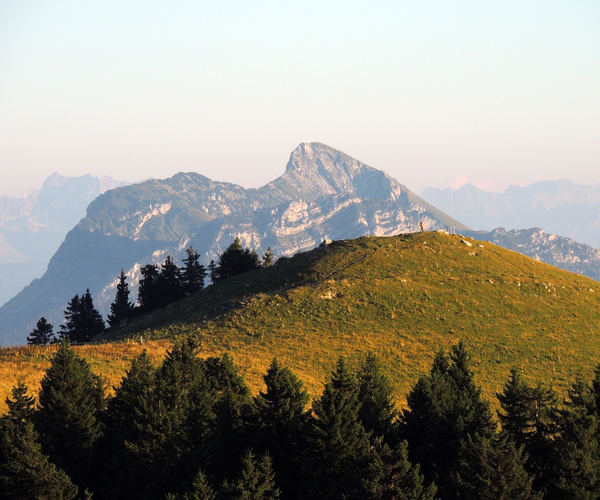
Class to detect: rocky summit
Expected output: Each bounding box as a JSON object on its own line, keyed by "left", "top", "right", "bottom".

{"left": 0, "top": 143, "right": 467, "bottom": 345}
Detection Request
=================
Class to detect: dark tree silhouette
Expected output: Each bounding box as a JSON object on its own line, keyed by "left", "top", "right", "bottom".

{"left": 400, "top": 342, "right": 495, "bottom": 497}
{"left": 138, "top": 264, "right": 161, "bottom": 312}
{"left": 262, "top": 247, "right": 274, "bottom": 268}
{"left": 0, "top": 383, "right": 78, "bottom": 500}
{"left": 181, "top": 246, "right": 207, "bottom": 295}
{"left": 35, "top": 341, "right": 105, "bottom": 490}
{"left": 158, "top": 256, "right": 183, "bottom": 306}
{"left": 357, "top": 352, "right": 398, "bottom": 443}
{"left": 27, "top": 317, "right": 55, "bottom": 345}
{"left": 60, "top": 290, "right": 105, "bottom": 342}
{"left": 107, "top": 269, "right": 134, "bottom": 329}
{"left": 308, "top": 357, "right": 370, "bottom": 499}
{"left": 216, "top": 237, "right": 260, "bottom": 282}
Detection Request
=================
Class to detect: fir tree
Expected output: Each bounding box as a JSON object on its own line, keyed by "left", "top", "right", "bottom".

{"left": 0, "top": 383, "right": 78, "bottom": 500}
{"left": 357, "top": 352, "right": 398, "bottom": 442}
{"left": 159, "top": 255, "right": 183, "bottom": 306}
{"left": 208, "top": 260, "right": 218, "bottom": 285}
{"left": 98, "top": 350, "right": 157, "bottom": 500}
{"left": 497, "top": 370, "right": 559, "bottom": 492}
{"left": 166, "top": 469, "right": 217, "bottom": 500}
{"left": 400, "top": 342, "right": 495, "bottom": 497}
{"left": 262, "top": 247, "right": 274, "bottom": 268}
{"left": 117, "top": 338, "right": 217, "bottom": 499}
{"left": 4, "top": 382, "right": 35, "bottom": 429}
{"left": 362, "top": 439, "right": 437, "bottom": 500}
{"left": 254, "top": 358, "right": 309, "bottom": 434}
{"left": 78, "top": 289, "right": 105, "bottom": 342}
{"left": 107, "top": 269, "right": 134, "bottom": 328}
{"left": 205, "top": 353, "right": 254, "bottom": 484}
{"left": 308, "top": 357, "right": 370, "bottom": 499}
{"left": 222, "top": 450, "right": 280, "bottom": 500}
{"left": 138, "top": 263, "right": 161, "bottom": 311}
{"left": 59, "top": 294, "right": 81, "bottom": 341}
{"left": 27, "top": 317, "right": 55, "bottom": 345}
{"left": 252, "top": 358, "right": 309, "bottom": 495}
{"left": 546, "top": 377, "right": 600, "bottom": 499}
{"left": 216, "top": 237, "right": 261, "bottom": 282}
{"left": 35, "top": 341, "right": 105, "bottom": 489}
{"left": 181, "top": 246, "right": 207, "bottom": 295}
{"left": 452, "top": 433, "right": 540, "bottom": 500}
{"left": 591, "top": 363, "right": 600, "bottom": 414}
{"left": 497, "top": 369, "right": 532, "bottom": 445}
{"left": 60, "top": 290, "right": 104, "bottom": 342}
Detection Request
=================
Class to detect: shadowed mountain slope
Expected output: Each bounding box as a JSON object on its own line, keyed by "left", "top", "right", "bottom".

{"left": 0, "top": 173, "right": 127, "bottom": 307}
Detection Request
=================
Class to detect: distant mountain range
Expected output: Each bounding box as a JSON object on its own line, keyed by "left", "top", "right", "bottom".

{"left": 422, "top": 180, "right": 600, "bottom": 248}
{"left": 461, "top": 227, "right": 600, "bottom": 282}
{"left": 0, "top": 143, "right": 467, "bottom": 345}
{"left": 0, "top": 174, "right": 127, "bottom": 307}
{"left": 2, "top": 146, "right": 600, "bottom": 346}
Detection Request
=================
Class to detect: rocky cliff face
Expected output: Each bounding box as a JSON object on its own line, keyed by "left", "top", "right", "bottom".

{"left": 0, "top": 143, "right": 467, "bottom": 345}
{"left": 462, "top": 227, "right": 600, "bottom": 281}
{"left": 0, "top": 174, "right": 127, "bottom": 307}
{"left": 422, "top": 180, "right": 600, "bottom": 248}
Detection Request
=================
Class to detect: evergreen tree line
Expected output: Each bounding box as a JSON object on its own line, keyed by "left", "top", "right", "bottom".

{"left": 5, "top": 339, "right": 600, "bottom": 499}
{"left": 27, "top": 240, "right": 275, "bottom": 345}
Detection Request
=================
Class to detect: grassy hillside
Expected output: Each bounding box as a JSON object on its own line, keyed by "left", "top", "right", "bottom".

{"left": 3, "top": 231, "right": 600, "bottom": 413}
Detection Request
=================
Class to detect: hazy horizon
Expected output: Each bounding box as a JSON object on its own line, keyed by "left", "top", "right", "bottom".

{"left": 2, "top": 2, "right": 599, "bottom": 198}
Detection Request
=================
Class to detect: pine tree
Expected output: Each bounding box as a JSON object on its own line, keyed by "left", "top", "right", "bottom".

{"left": 60, "top": 291, "right": 104, "bottom": 342}
{"left": 98, "top": 350, "right": 157, "bottom": 500}
{"left": 27, "top": 317, "right": 55, "bottom": 345}
{"left": 362, "top": 439, "right": 437, "bottom": 500}
{"left": 107, "top": 269, "right": 134, "bottom": 328}
{"left": 59, "top": 294, "right": 81, "bottom": 341}
{"left": 159, "top": 255, "right": 183, "bottom": 306}
{"left": 222, "top": 450, "right": 280, "bottom": 500}
{"left": 208, "top": 260, "right": 218, "bottom": 285}
{"left": 497, "top": 368, "right": 532, "bottom": 445}
{"left": 254, "top": 358, "right": 309, "bottom": 433}
{"left": 452, "top": 433, "right": 540, "bottom": 500}
{"left": 78, "top": 289, "right": 105, "bottom": 341}
{"left": 262, "top": 247, "right": 274, "bottom": 268}
{"left": 308, "top": 357, "right": 370, "bottom": 499}
{"left": 181, "top": 246, "right": 207, "bottom": 295}
{"left": 34, "top": 341, "right": 105, "bottom": 489}
{"left": 0, "top": 383, "right": 78, "bottom": 500}
{"left": 205, "top": 353, "right": 254, "bottom": 484}
{"left": 400, "top": 342, "right": 495, "bottom": 497}
{"left": 166, "top": 469, "right": 217, "bottom": 500}
{"left": 216, "top": 237, "right": 260, "bottom": 282}
{"left": 117, "top": 338, "right": 217, "bottom": 499}
{"left": 357, "top": 352, "right": 398, "bottom": 442}
{"left": 138, "top": 263, "right": 161, "bottom": 311}
{"left": 252, "top": 358, "right": 309, "bottom": 495}
{"left": 497, "top": 369, "right": 559, "bottom": 492}
{"left": 546, "top": 377, "right": 600, "bottom": 499}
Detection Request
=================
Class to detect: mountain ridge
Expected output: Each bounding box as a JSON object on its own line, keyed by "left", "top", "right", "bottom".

{"left": 0, "top": 143, "right": 467, "bottom": 345}
{"left": 0, "top": 173, "right": 128, "bottom": 307}
{"left": 422, "top": 179, "right": 600, "bottom": 247}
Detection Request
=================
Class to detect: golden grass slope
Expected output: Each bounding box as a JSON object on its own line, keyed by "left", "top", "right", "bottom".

{"left": 2, "top": 231, "right": 600, "bottom": 414}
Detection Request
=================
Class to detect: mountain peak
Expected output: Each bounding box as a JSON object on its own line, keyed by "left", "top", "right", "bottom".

{"left": 285, "top": 142, "right": 354, "bottom": 173}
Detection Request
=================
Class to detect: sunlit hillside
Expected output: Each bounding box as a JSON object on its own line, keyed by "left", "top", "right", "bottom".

{"left": 3, "top": 231, "right": 600, "bottom": 414}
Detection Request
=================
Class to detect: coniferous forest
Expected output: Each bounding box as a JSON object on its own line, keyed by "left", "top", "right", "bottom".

{"left": 2, "top": 338, "right": 600, "bottom": 499}
{"left": 27, "top": 240, "right": 273, "bottom": 346}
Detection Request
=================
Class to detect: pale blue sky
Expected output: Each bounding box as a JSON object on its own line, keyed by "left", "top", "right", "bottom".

{"left": 1, "top": 1, "right": 599, "bottom": 197}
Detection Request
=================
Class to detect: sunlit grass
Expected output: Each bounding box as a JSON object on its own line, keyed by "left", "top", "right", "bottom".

{"left": 3, "top": 232, "right": 600, "bottom": 415}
